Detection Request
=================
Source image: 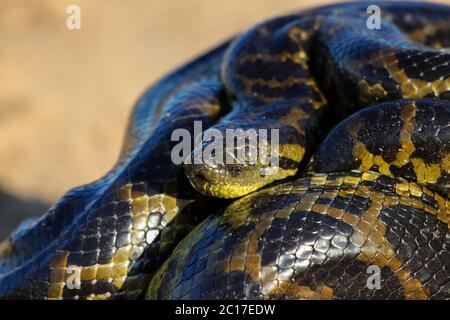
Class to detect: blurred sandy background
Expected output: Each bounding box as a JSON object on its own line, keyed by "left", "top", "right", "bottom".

{"left": 0, "top": 0, "right": 447, "bottom": 239}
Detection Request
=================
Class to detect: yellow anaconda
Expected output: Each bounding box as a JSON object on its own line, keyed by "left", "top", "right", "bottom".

{"left": 1, "top": 1, "right": 450, "bottom": 300}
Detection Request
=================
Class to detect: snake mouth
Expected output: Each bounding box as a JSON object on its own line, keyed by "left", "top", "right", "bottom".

{"left": 184, "top": 162, "right": 221, "bottom": 190}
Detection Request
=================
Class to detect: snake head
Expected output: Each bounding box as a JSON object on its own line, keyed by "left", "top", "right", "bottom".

{"left": 183, "top": 126, "right": 303, "bottom": 198}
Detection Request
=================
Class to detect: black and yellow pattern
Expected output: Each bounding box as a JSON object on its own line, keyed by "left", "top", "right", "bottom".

{"left": 0, "top": 44, "right": 229, "bottom": 299}
{"left": 1, "top": 1, "right": 450, "bottom": 300}
{"left": 152, "top": 1, "right": 450, "bottom": 300}
{"left": 309, "top": 99, "right": 450, "bottom": 198}
{"left": 146, "top": 171, "right": 450, "bottom": 299}
{"left": 183, "top": 1, "right": 450, "bottom": 199}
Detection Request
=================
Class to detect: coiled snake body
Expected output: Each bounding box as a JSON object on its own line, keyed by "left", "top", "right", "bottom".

{"left": 1, "top": 1, "right": 450, "bottom": 299}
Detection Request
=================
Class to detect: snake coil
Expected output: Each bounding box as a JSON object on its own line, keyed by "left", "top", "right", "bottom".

{"left": 1, "top": 1, "right": 449, "bottom": 300}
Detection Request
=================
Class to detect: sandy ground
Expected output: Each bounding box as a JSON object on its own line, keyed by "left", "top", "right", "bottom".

{"left": 0, "top": 0, "right": 447, "bottom": 239}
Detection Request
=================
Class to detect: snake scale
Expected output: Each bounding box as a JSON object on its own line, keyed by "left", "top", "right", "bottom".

{"left": 1, "top": 1, "right": 450, "bottom": 300}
